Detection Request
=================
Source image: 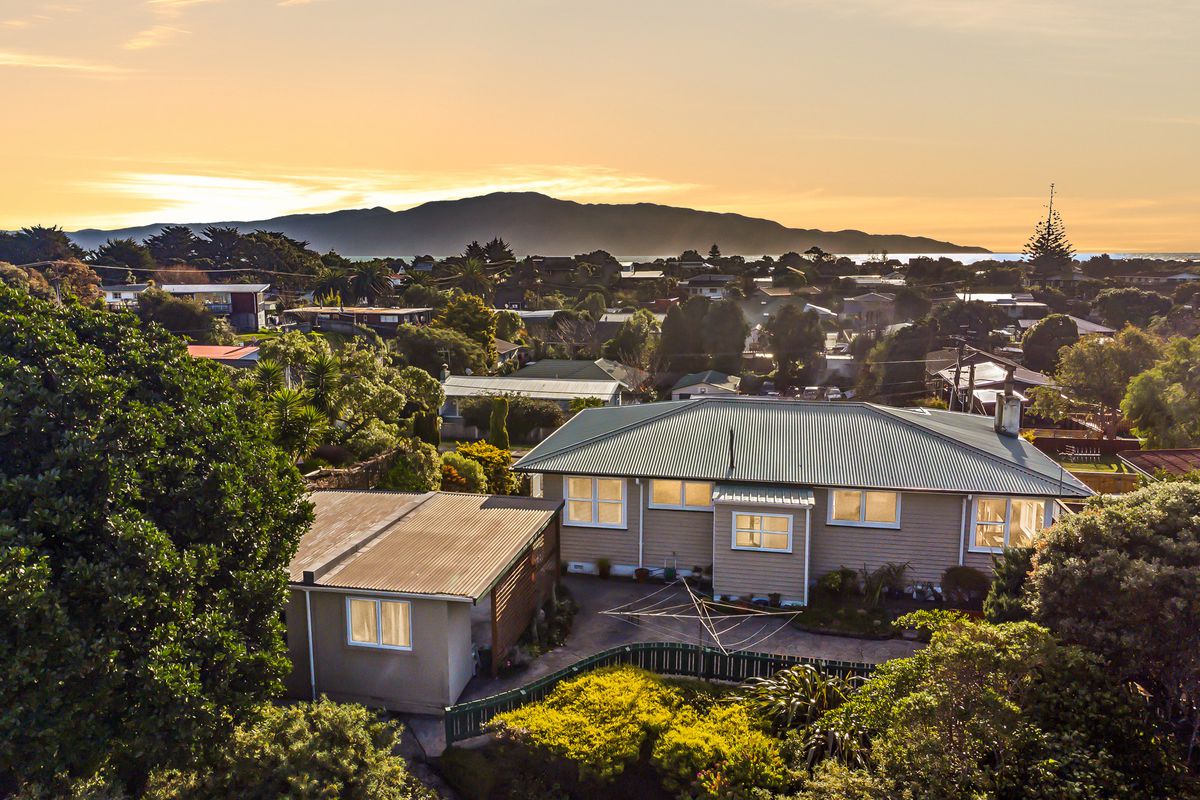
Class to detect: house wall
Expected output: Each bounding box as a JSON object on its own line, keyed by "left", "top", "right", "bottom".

{"left": 712, "top": 503, "right": 809, "bottom": 602}
{"left": 672, "top": 383, "right": 738, "bottom": 400}
{"left": 543, "top": 477, "right": 640, "bottom": 570}
{"left": 808, "top": 489, "right": 965, "bottom": 585}
{"left": 284, "top": 588, "right": 472, "bottom": 715}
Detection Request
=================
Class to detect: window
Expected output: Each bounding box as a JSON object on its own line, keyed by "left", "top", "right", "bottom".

{"left": 732, "top": 512, "right": 792, "bottom": 552}
{"left": 346, "top": 597, "right": 412, "bottom": 650}
{"left": 649, "top": 479, "right": 713, "bottom": 510}
{"left": 827, "top": 489, "right": 901, "bottom": 528}
{"left": 564, "top": 476, "right": 626, "bottom": 528}
{"left": 379, "top": 314, "right": 399, "bottom": 323}
{"left": 971, "top": 497, "right": 1048, "bottom": 552}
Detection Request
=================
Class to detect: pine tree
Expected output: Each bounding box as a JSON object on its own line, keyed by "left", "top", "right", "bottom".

{"left": 1022, "top": 184, "right": 1075, "bottom": 279}
{"left": 708, "top": 243, "right": 721, "bottom": 260}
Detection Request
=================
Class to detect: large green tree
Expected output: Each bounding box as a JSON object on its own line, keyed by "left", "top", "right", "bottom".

{"left": 89, "top": 237, "right": 155, "bottom": 284}
{"left": 1022, "top": 189, "right": 1075, "bottom": 279}
{"left": 703, "top": 300, "right": 750, "bottom": 374}
{"left": 135, "top": 286, "right": 230, "bottom": 344}
{"left": 394, "top": 323, "right": 489, "bottom": 377}
{"left": 436, "top": 293, "right": 497, "bottom": 364}
{"left": 856, "top": 321, "right": 936, "bottom": 404}
{"left": 1122, "top": 334, "right": 1200, "bottom": 448}
{"left": 602, "top": 307, "right": 660, "bottom": 368}
{"left": 1029, "top": 482, "right": 1200, "bottom": 767}
{"left": 1093, "top": 287, "right": 1173, "bottom": 329}
{"left": 658, "top": 296, "right": 711, "bottom": 374}
{"left": 0, "top": 225, "right": 84, "bottom": 264}
{"left": 765, "top": 304, "right": 823, "bottom": 389}
{"left": 144, "top": 225, "right": 199, "bottom": 264}
{"left": 1020, "top": 313, "right": 1078, "bottom": 373}
{"left": 0, "top": 288, "right": 313, "bottom": 794}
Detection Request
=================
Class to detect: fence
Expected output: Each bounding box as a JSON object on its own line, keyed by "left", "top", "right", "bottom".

{"left": 443, "top": 641, "right": 875, "bottom": 744}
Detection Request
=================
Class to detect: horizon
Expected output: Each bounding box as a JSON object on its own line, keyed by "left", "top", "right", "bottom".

{"left": 3, "top": 1, "right": 1198, "bottom": 250}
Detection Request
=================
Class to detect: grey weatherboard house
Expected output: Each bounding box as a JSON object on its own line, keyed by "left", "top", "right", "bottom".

{"left": 514, "top": 397, "right": 1092, "bottom": 604}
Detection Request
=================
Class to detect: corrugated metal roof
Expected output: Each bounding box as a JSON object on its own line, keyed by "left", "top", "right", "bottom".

{"left": 292, "top": 491, "right": 562, "bottom": 599}
{"left": 162, "top": 283, "right": 270, "bottom": 293}
{"left": 513, "top": 359, "right": 648, "bottom": 390}
{"left": 672, "top": 370, "right": 739, "bottom": 392}
{"left": 441, "top": 375, "right": 620, "bottom": 402}
{"left": 513, "top": 397, "right": 1092, "bottom": 498}
{"left": 714, "top": 483, "right": 815, "bottom": 507}
{"left": 1118, "top": 448, "right": 1200, "bottom": 477}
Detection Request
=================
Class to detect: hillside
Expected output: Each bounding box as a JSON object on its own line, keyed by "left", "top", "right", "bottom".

{"left": 67, "top": 192, "right": 989, "bottom": 256}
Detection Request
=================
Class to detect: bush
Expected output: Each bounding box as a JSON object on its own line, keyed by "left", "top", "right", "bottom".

{"left": 983, "top": 548, "right": 1033, "bottom": 623}
{"left": 378, "top": 439, "right": 442, "bottom": 492}
{"left": 940, "top": 565, "right": 989, "bottom": 607}
{"left": 439, "top": 452, "right": 487, "bottom": 493}
{"left": 651, "top": 703, "right": 786, "bottom": 799}
{"left": 733, "top": 664, "right": 857, "bottom": 733}
{"left": 490, "top": 667, "right": 683, "bottom": 781}
{"left": 487, "top": 396, "right": 510, "bottom": 450}
{"left": 456, "top": 440, "right": 515, "bottom": 494}
{"left": 815, "top": 567, "right": 860, "bottom": 597}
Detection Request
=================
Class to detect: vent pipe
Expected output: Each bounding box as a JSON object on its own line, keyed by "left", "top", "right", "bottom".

{"left": 728, "top": 427, "right": 735, "bottom": 473}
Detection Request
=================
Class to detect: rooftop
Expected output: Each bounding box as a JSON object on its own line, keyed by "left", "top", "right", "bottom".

{"left": 513, "top": 358, "right": 648, "bottom": 390}
{"left": 1118, "top": 449, "right": 1200, "bottom": 478}
{"left": 162, "top": 283, "right": 270, "bottom": 294}
{"left": 186, "top": 345, "right": 259, "bottom": 361}
{"left": 291, "top": 491, "right": 562, "bottom": 600}
{"left": 286, "top": 305, "right": 433, "bottom": 315}
{"left": 672, "top": 370, "right": 740, "bottom": 392}
{"left": 442, "top": 374, "right": 621, "bottom": 402}
{"left": 514, "top": 397, "right": 1091, "bottom": 498}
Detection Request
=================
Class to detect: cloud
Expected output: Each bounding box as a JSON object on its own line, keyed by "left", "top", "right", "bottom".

{"left": 77, "top": 164, "right": 696, "bottom": 226}
{"left": 123, "top": 24, "right": 187, "bottom": 49}
{"left": 0, "top": 50, "right": 127, "bottom": 74}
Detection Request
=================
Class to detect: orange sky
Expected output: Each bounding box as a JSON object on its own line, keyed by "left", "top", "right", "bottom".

{"left": 2, "top": 0, "right": 1198, "bottom": 251}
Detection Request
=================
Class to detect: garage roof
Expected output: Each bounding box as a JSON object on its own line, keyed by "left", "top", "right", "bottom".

{"left": 292, "top": 491, "right": 562, "bottom": 600}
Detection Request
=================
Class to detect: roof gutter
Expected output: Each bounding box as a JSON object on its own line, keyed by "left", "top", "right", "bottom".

{"left": 289, "top": 583, "right": 476, "bottom": 604}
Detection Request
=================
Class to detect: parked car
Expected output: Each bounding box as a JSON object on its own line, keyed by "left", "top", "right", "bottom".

{"left": 801, "top": 386, "right": 822, "bottom": 400}
{"left": 826, "top": 386, "right": 843, "bottom": 401}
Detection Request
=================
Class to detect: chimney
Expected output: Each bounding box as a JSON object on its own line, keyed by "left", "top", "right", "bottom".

{"left": 439, "top": 363, "right": 450, "bottom": 382}
{"left": 994, "top": 391, "right": 1022, "bottom": 437}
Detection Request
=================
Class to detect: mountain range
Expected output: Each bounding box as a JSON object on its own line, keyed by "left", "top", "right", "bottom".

{"left": 66, "top": 192, "right": 989, "bottom": 257}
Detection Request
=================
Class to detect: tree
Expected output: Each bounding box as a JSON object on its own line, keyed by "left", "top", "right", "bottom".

{"left": 1020, "top": 313, "right": 1078, "bottom": 373}
{"left": 483, "top": 237, "right": 514, "bottom": 264}
{"left": 0, "top": 288, "right": 313, "bottom": 794}
{"left": 196, "top": 226, "right": 245, "bottom": 269}
{"left": 345, "top": 260, "right": 393, "bottom": 305}
{"left": 144, "top": 225, "right": 199, "bottom": 263}
{"left": 393, "top": 323, "right": 489, "bottom": 377}
{"left": 487, "top": 396, "right": 510, "bottom": 450}
{"left": 379, "top": 439, "right": 443, "bottom": 493}
{"left": 765, "top": 304, "right": 823, "bottom": 389}
{"left": 893, "top": 286, "right": 931, "bottom": 321}
{"left": 455, "top": 441, "right": 515, "bottom": 494}
{"left": 1029, "top": 325, "right": 1161, "bottom": 437}
{"left": 89, "top": 237, "right": 155, "bottom": 284}
{"left": 602, "top": 308, "right": 659, "bottom": 368}
{"left": 149, "top": 699, "right": 437, "bottom": 799}
{"left": 0, "top": 225, "right": 84, "bottom": 264}
{"left": 439, "top": 452, "right": 487, "bottom": 493}
{"left": 0, "top": 261, "right": 52, "bottom": 299}
{"left": 257, "top": 330, "right": 333, "bottom": 384}
{"left": 708, "top": 243, "right": 721, "bottom": 260}
{"left": 817, "top": 613, "right": 1186, "bottom": 798}
{"left": 446, "top": 257, "right": 495, "bottom": 300}
{"left": 463, "top": 241, "right": 486, "bottom": 261}
{"left": 569, "top": 396, "right": 607, "bottom": 414}
{"left": 495, "top": 309, "right": 524, "bottom": 342}
{"left": 1021, "top": 185, "right": 1075, "bottom": 279}
{"left": 982, "top": 547, "right": 1034, "bottom": 623}
{"left": 265, "top": 388, "right": 330, "bottom": 460}
{"left": 437, "top": 294, "right": 497, "bottom": 364}
{"left": 856, "top": 321, "right": 936, "bottom": 404}
{"left": 1029, "top": 482, "right": 1200, "bottom": 766}
{"left": 658, "top": 296, "right": 710, "bottom": 373}
{"left": 135, "top": 286, "right": 224, "bottom": 343}
{"left": 577, "top": 290, "right": 607, "bottom": 322}
{"left": 1093, "top": 287, "right": 1172, "bottom": 328}
{"left": 703, "top": 300, "right": 750, "bottom": 374}
{"left": 1122, "top": 335, "right": 1200, "bottom": 448}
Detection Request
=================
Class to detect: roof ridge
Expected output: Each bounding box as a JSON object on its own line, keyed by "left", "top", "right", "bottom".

{"left": 867, "top": 405, "right": 1085, "bottom": 494}
{"left": 517, "top": 400, "right": 701, "bottom": 468}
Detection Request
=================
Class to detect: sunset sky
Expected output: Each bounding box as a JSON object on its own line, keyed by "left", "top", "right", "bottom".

{"left": 2, "top": 0, "right": 1197, "bottom": 251}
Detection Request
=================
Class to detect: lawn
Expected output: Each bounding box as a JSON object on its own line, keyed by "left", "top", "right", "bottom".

{"left": 1052, "top": 454, "right": 1134, "bottom": 473}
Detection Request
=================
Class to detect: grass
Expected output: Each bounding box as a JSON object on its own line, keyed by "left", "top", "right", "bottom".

{"left": 1053, "top": 454, "right": 1134, "bottom": 473}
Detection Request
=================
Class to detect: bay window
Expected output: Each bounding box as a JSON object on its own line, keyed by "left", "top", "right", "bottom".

{"left": 564, "top": 476, "right": 626, "bottom": 528}
{"left": 346, "top": 597, "right": 412, "bottom": 650}
{"left": 650, "top": 479, "right": 713, "bottom": 510}
{"left": 828, "top": 489, "right": 901, "bottom": 528}
{"left": 732, "top": 512, "right": 792, "bottom": 552}
{"left": 971, "top": 497, "right": 1048, "bottom": 552}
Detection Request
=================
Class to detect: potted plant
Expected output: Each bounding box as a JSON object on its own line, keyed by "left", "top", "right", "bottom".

{"left": 597, "top": 558, "right": 612, "bottom": 579}
{"left": 634, "top": 567, "right": 650, "bottom": 583}
{"left": 768, "top": 592, "right": 781, "bottom": 608}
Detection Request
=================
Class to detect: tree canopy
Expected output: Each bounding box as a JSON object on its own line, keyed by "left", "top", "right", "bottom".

{"left": 1122, "top": 334, "right": 1200, "bottom": 448}
{"left": 765, "top": 303, "right": 824, "bottom": 389}
{"left": 1093, "top": 287, "right": 1173, "bottom": 329}
{"left": 1020, "top": 313, "right": 1078, "bottom": 373}
{"left": 0, "top": 287, "right": 313, "bottom": 794}
{"left": 1022, "top": 192, "right": 1075, "bottom": 279}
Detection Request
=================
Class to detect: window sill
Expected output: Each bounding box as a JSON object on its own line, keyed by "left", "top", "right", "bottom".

{"left": 730, "top": 544, "right": 793, "bottom": 554}
{"left": 826, "top": 520, "right": 902, "bottom": 530}
{"left": 648, "top": 504, "right": 714, "bottom": 512}
{"left": 346, "top": 641, "right": 414, "bottom": 652}
{"left": 563, "top": 520, "right": 628, "bottom": 530}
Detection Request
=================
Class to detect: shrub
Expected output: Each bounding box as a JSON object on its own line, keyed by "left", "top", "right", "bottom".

{"left": 456, "top": 440, "right": 516, "bottom": 494}
{"left": 983, "top": 548, "right": 1033, "bottom": 623}
{"left": 439, "top": 452, "right": 487, "bottom": 493}
{"left": 815, "top": 567, "right": 859, "bottom": 597}
{"left": 651, "top": 703, "right": 786, "bottom": 799}
{"left": 377, "top": 438, "right": 442, "bottom": 492}
{"left": 733, "top": 664, "right": 857, "bottom": 733}
{"left": 860, "top": 562, "right": 909, "bottom": 608}
{"left": 490, "top": 667, "right": 683, "bottom": 781}
{"left": 940, "top": 565, "right": 989, "bottom": 607}
{"left": 487, "top": 396, "right": 510, "bottom": 450}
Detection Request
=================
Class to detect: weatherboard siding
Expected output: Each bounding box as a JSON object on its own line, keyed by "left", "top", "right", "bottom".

{"left": 712, "top": 503, "right": 808, "bottom": 602}
{"left": 642, "top": 496, "right": 714, "bottom": 574}
{"left": 543, "top": 476, "right": 640, "bottom": 568}
{"left": 808, "top": 489, "right": 964, "bottom": 585}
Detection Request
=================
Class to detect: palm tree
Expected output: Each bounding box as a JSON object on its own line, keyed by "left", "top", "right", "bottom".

{"left": 255, "top": 359, "right": 286, "bottom": 394}
{"left": 347, "top": 261, "right": 393, "bottom": 305}
{"left": 448, "top": 257, "right": 495, "bottom": 300}
{"left": 305, "top": 351, "right": 342, "bottom": 419}
{"left": 267, "top": 387, "right": 328, "bottom": 459}
{"left": 312, "top": 266, "right": 350, "bottom": 304}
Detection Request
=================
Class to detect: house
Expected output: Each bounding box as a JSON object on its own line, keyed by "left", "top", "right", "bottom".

{"left": 843, "top": 274, "right": 906, "bottom": 290}
{"left": 595, "top": 311, "right": 667, "bottom": 343}
{"left": 1016, "top": 315, "right": 1115, "bottom": 338}
{"left": 928, "top": 350, "right": 1053, "bottom": 413}
{"left": 494, "top": 338, "right": 530, "bottom": 367}
{"left": 439, "top": 375, "right": 622, "bottom": 437}
{"left": 682, "top": 273, "right": 737, "bottom": 300}
{"left": 1113, "top": 271, "right": 1200, "bottom": 286}
{"left": 513, "top": 358, "right": 649, "bottom": 393}
{"left": 840, "top": 292, "right": 897, "bottom": 329}
{"left": 285, "top": 306, "right": 433, "bottom": 335}
{"left": 186, "top": 344, "right": 260, "bottom": 368}
{"left": 617, "top": 268, "right": 666, "bottom": 288}
{"left": 1118, "top": 448, "right": 1200, "bottom": 479}
{"left": 514, "top": 397, "right": 1091, "bottom": 604}
{"left": 955, "top": 292, "right": 1049, "bottom": 322}
{"left": 101, "top": 283, "right": 151, "bottom": 308}
{"left": 284, "top": 490, "right": 562, "bottom": 714}
{"left": 671, "top": 370, "right": 740, "bottom": 400}
{"left": 161, "top": 283, "right": 271, "bottom": 333}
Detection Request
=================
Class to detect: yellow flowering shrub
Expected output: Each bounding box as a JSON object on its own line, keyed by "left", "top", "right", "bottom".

{"left": 652, "top": 703, "right": 786, "bottom": 799}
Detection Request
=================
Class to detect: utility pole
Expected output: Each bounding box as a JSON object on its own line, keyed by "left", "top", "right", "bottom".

{"left": 965, "top": 363, "right": 977, "bottom": 415}
{"left": 949, "top": 338, "right": 965, "bottom": 411}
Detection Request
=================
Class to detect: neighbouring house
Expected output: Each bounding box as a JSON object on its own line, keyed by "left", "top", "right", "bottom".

{"left": 1118, "top": 448, "right": 1200, "bottom": 479}
{"left": 1016, "top": 315, "right": 1115, "bottom": 338}
{"left": 513, "top": 358, "right": 649, "bottom": 393}
{"left": 284, "top": 490, "right": 562, "bottom": 714}
{"left": 101, "top": 283, "right": 151, "bottom": 308}
{"left": 1113, "top": 271, "right": 1200, "bottom": 286}
{"left": 494, "top": 338, "right": 530, "bottom": 368}
{"left": 285, "top": 306, "right": 433, "bottom": 336}
{"left": 439, "top": 374, "right": 622, "bottom": 439}
{"left": 617, "top": 268, "right": 666, "bottom": 289}
{"left": 671, "top": 370, "right": 740, "bottom": 400}
{"left": 927, "top": 350, "right": 1053, "bottom": 413}
{"left": 161, "top": 283, "right": 270, "bottom": 333}
{"left": 954, "top": 291, "right": 1049, "bottom": 322}
{"left": 682, "top": 273, "right": 737, "bottom": 300}
{"left": 843, "top": 274, "right": 906, "bottom": 290}
{"left": 514, "top": 397, "right": 1091, "bottom": 604}
{"left": 595, "top": 311, "right": 667, "bottom": 343}
{"left": 186, "top": 344, "right": 260, "bottom": 368}
{"left": 839, "top": 292, "right": 897, "bottom": 329}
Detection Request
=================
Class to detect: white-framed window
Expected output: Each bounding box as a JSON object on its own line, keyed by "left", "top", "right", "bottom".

{"left": 649, "top": 479, "right": 713, "bottom": 511}
{"left": 379, "top": 314, "right": 399, "bottom": 323}
{"left": 970, "top": 497, "right": 1048, "bottom": 553}
{"left": 563, "top": 476, "right": 626, "bottom": 528}
{"left": 346, "top": 596, "right": 412, "bottom": 650}
{"left": 731, "top": 512, "right": 792, "bottom": 553}
{"left": 827, "top": 489, "right": 901, "bottom": 528}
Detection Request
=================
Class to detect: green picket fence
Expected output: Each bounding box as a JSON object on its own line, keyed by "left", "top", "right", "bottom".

{"left": 443, "top": 642, "right": 874, "bottom": 744}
